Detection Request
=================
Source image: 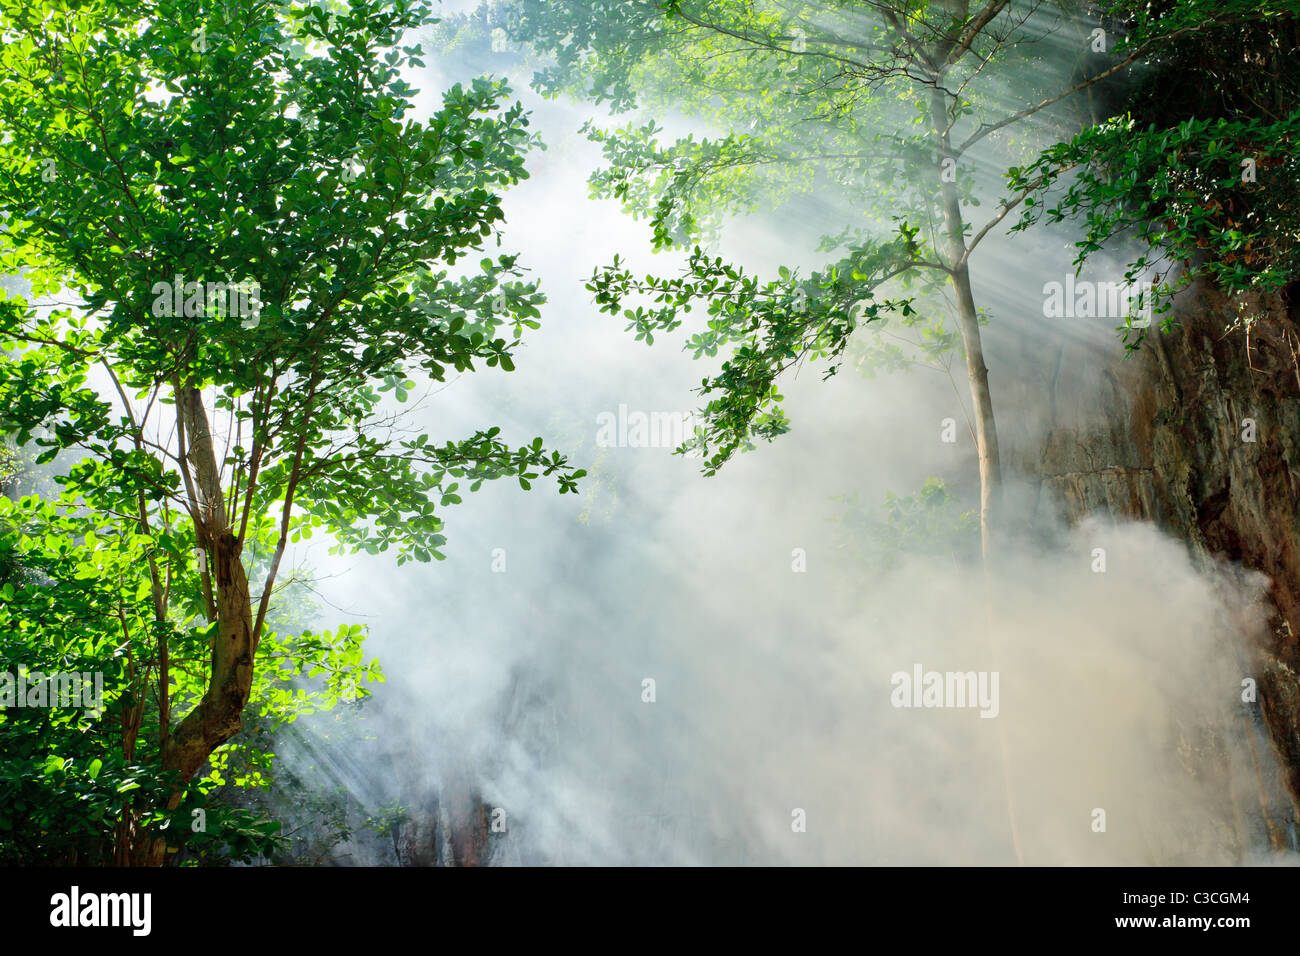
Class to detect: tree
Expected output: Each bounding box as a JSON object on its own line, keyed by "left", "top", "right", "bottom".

{"left": 493, "top": 0, "right": 1288, "bottom": 557}
{"left": 0, "top": 0, "right": 583, "bottom": 864}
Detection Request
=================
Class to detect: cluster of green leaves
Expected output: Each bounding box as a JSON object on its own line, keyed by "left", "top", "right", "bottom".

{"left": 584, "top": 122, "right": 771, "bottom": 252}
{"left": 1105, "top": 0, "right": 1298, "bottom": 124}
{"left": 304, "top": 424, "right": 582, "bottom": 565}
{"left": 0, "top": 751, "right": 175, "bottom": 866}
{"left": 1010, "top": 113, "right": 1300, "bottom": 347}
{"left": 503, "top": 0, "right": 995, "bottom": 252}
{"left": 1096, "top": 0, "right": 1298, "bottom": 55}
{"left": 1009, "top": 1, "right": 1300, "bottom": 347}
{"left": 589, "top": 239, "right": 925, "bottom": 473}
{"left": 168, "top": 802, "right": 286, "bottom": 865}
{"left": 831, "top": 477, "right": 978, "bottom": 573}
{"left": 0, "top": 493, "right": 175, "bottom": 863}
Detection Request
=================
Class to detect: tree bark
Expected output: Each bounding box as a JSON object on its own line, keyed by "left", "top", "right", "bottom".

{"left": 931, "top": 86, "right": 1003, "bottom": 557}
{"left": 131, "top": 384, "right": 257, "bottom": 865}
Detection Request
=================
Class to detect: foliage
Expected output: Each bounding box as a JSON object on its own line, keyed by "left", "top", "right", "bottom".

{"left": 831, "top": 477, "right": 978, "bottom": 573}
{"left": 489, "top": 0, "right": 1272, "bottom": 485}
{"left": 1011, "top": 2, "right": 1300, "bottom": 347}
{"left": 0, "top": 0, "right": 583, "bottom": 863}
{"left": 1010, "top": 111, "right": 1300, "bottom": 346}
{"left": 0, "top": 482, "right": 368, "bottom": 862}
{"left": 589, "top": 242, "right": 926, "bottom": 473}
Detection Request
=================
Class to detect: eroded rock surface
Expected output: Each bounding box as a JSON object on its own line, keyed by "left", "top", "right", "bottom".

{"left": 1006, "top": 283, "right": 1300, "bottom": 842}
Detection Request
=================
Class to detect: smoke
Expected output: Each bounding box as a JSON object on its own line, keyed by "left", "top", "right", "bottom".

{"left": 261, "top": 3, "right": 1299, "bottom": 865}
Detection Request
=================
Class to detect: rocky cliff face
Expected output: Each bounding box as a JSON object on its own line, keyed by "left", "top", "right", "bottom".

{"left": 395, "top": 772, "right": 494, "bottom": 867}
{"left": 1005, "top": 281, "right": 1300, "bottom": 849}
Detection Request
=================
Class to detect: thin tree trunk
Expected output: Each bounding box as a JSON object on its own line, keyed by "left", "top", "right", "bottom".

{"left": 949, "top": 259, "right": 1002, "bottom": 558}
{"left": 930, "top": 87, "right": 1003, "bottom": 558}
{"left": 132, "top": 384, "right": 258, "bottom": 865}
